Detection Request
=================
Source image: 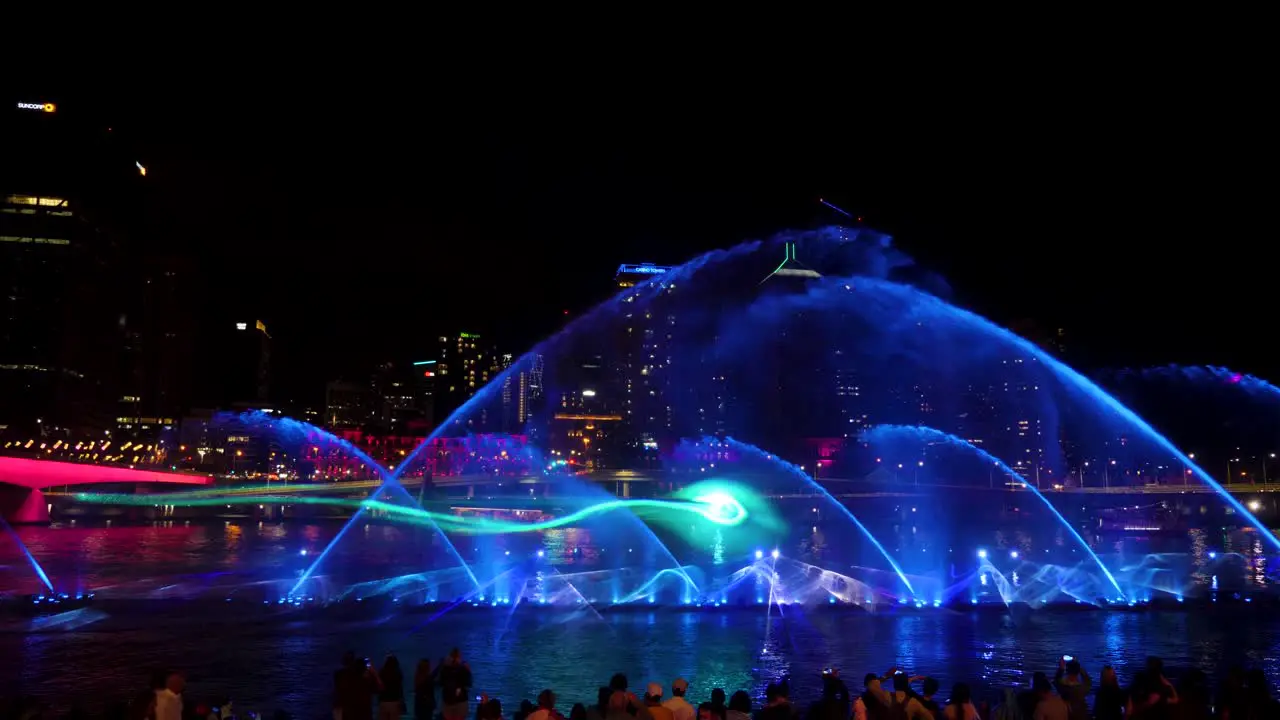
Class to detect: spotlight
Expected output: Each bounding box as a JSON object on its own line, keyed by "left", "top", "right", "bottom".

{"left": 754, "top": 550, "right": 764, "bottom": 560}
{"left": 536, "top": 550, "right": 545, "bottom": 558}
{"left": 1208, "top": 551, "right": 1217, "bottom": 560}
{"left": 977, "top": 549, "right": 988, "bottom": 559}
{"left": 771, "top": 549, "right": 780, "bottom": 559}
{"left": 1009, "top": 550, "right": 1019, "bottom": 559}
{"left": 299, "top": 549, "right": 308, "bottom": 557}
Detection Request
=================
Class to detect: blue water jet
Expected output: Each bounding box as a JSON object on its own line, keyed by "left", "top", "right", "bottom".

{"left": 300, "top": 244, "right": 769, "bottom": 593}
{"left": 1126, "top": 365, "right": 1280, "bottom": 400}
{"left": 1, "top": 515, "right": 54, "bottom": 593}
{"left": 863, "top": 424, "right": 1125, "bottom": 599}
{"left": 843, "top": 278, "right": 1280, "bottom": 553}
{"left": 223, "top": 411, "right": 480, "bottom": 596}
{"left": 221, "top": 411, "right": 389, "bottom": 476}
{"left": 720, "top": 436, "right": 917, "bottom": 598}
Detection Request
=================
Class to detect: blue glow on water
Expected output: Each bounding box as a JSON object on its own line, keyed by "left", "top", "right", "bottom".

{"left": 864, "top": 424, "right": 1125, "bottom": 599}
{"left": 723, "top": 437, "right": 917, "bottom": 598}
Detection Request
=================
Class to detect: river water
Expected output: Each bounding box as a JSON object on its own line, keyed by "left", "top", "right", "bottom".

{"left": 3, "top": 521, "right": 1279, "bottom": 717}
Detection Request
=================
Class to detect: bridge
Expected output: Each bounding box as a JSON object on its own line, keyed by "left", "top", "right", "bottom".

{"left": 159, "top": 471, "right": 1280, "bottom": 501}
{"left": 0, "top": 456, "right": 213, "bottom": 523}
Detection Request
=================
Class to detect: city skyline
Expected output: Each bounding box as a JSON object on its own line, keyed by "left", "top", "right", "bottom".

{"left": 3, "top": 84, "right": 1273, "bottom": 403}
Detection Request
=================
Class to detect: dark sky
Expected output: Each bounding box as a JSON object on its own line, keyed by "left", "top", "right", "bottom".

{"left": 31, "top": 60, "right": 1274, "bottom": 405}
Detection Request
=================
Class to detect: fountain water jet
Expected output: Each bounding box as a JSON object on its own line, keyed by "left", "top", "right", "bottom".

{"left": 1, "top": 515, "right": 54, "bottom": 593}
{"left": 217, "top": 412, "right": 481, "bottom": 597}
{"left": 1125, "top": 365, "right": 1280, "bottom": 401}
{"left": 863, "top": 424, "right": 1125, "bottom": 599}
{"left": 839, "top": 277, "right": 1280, "bottom": 552}
{"left": 298, "top": 246, "right": 767, "bottom": 596}
{"left": 721, "top": 437, "right": 918, "bottom": 598}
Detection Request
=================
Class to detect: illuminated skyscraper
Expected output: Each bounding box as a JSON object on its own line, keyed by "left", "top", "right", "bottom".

{"left": 1, "top": 99, "right": 132, "bottom": 436}
{"left": 437, "top": 332, "right": 501, "bottom": 430}
{"left": 613, "top": 263, "right": 675, "bottom": 455}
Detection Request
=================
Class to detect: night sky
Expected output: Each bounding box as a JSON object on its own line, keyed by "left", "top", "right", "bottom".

{"left": 24, "top": 68, "right": 1273, "bottom": 406}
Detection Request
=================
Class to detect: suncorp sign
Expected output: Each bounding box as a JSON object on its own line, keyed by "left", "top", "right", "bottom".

{"left": 16, "top": 102, "right": 56, "bottom": 113}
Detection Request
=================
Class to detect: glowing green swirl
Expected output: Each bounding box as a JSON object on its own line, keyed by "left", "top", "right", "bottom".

{"left": 72, "top": 489, "right": 749, "bottom": 534}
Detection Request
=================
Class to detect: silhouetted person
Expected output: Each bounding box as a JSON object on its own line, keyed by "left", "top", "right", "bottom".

{"left": 1093, "top": 666, "right": 1126, "bottom": 720}
{"left": 644, "top": 684, "right": 674, "bottom": 720}
{"left": 663, "top": 679, "right": 693, "bottom": 720}
{"left": 1053, "top": 658, "right": 1090, "bottom": 720}
{"left": 527, "top": 690, "right": 562, "bottom": 720}
{"left": 756, "top": 683, "right": 797, "bottom": 720}
{"left": 1031, "top": 674, "right": 1067, "bottom": 720}
{"left": 439, "top": 649, "right": 473, "bottom": 720}
{"left": 155, "top": 671, "right": 185, "bottom": 720}
{"left": 709, "top": 689, "right": 727, "bottom": 720}
{"left": 806, "top": 672, "right": 849, "bottom": 720}
{"left": 1243, "top": 668, "right": 1278, "bottom": 720}
{"left": 415, "top": 659, "right": 439, "bottom": 720}
{"left": 916, "top": 678, "right": 940, "bottom": 718}
{"left": 726, "top": 692, "right": 751, "bottom": 720}
{"left": 379, "top": 655, "right": 405, "bottom": 720}
{"left": 943, "top": 684, "right": 978, "bottom": 720}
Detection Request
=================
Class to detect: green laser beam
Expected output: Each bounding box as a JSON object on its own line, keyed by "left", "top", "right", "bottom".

{"left": 72, "top": 490, "right": 748, "bottom": 534}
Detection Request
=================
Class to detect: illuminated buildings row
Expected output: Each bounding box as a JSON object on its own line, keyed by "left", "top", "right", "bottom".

{"left": 322, "top": 332, "right": 536, "bottom": 439}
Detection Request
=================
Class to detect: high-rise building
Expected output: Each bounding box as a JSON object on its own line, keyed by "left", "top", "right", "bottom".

{"left": 116, "top": 255, "right": 197, "bottom": 442}
{"left": 499, "top": 353, "right": 530, "bottom": 433}
{"left": 1, "top": 98, "right": 133, "bottom": 437}
{"left": 325, "top": 380, "right": 373, "bottom": 429}
{"left": 436, "top": 332, "right": 501, "bottom": 430}
{"left": 222, "top": 319, "right": 271, "bottom": 407}
{"left": 613, "top": 263, "right": 676, "bottom": 456}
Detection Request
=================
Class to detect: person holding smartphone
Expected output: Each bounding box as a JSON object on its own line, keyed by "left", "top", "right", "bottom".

{"left": 1054, "top": 655, "right": 1091, "bottom": 720}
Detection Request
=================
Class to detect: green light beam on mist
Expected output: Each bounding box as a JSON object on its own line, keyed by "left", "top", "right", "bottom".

{"left": 72, "top": 489, "right": 749, "bottom": 535}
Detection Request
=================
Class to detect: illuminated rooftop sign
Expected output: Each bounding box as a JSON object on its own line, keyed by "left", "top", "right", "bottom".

{"left": 459, "top": 332, "right": 479, "bottom": 339}
{"left": 17, "top": 102, "right": 56, "bottom": 113}
{"left": 616, "top": 263, "right": 671, "bottom": 276}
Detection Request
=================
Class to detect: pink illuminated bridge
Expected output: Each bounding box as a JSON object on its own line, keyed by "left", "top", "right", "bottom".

{"left": 0, "top": 456, "right": 212, "bottom": 523}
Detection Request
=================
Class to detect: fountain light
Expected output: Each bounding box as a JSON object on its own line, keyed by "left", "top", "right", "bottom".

{"left": 1010, "top": 550, "right": 1019, "bottom": 559}
{"left": 977, "top": 549, "right": 988, "bottom": 559}
{"left": 771, "top": 549, "right": 780, "bottom": 559}
{"left": 754, "top": 550, "right": 764, "bottom": 559}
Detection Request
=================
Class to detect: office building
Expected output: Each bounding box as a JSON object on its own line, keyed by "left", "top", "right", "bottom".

{"left": 216, "top": 318, "right": 271, "bottom": 408}
{"left": 436, "top": 332, "right": 501, "bottom": 430}
{"left": 612, "top": 263, "right": 675, "bottom": 456}
{"left": 325, "top": 380, "right": 373, "bottom": 429}
{"left": 116, "top": 255, "right": 197, "bottom": 442}
{"left": 1, "top": 98, "right": 134, "bottom": 437}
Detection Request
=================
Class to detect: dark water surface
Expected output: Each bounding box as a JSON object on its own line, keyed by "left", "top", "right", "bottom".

{"left": 3, "top": 603, "right": 1280, "bottom": 719}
